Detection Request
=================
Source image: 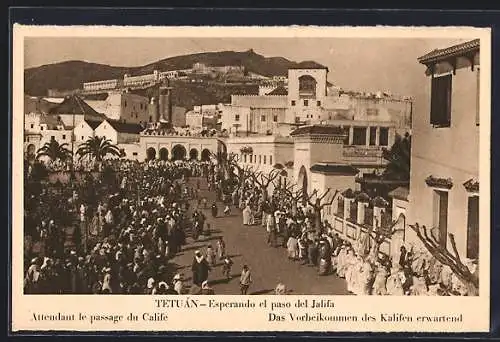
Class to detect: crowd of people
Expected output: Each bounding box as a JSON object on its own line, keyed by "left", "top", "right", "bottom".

{"left": 23, "top": 156, "right": 477, "bottom": 296}
{"left": 24, "top": 159, "right": 224, "bottom": 294}
{"left": 229, "top": 175, "right": 478, "bottom": 296}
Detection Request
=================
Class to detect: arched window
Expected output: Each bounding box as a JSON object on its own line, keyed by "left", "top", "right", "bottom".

{"left": 298, "top": 75, "right": 317, "bottom": 98}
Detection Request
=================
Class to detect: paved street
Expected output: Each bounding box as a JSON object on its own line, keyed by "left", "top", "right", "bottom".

{"left": 171, "top": 178, "right": 350, "bottom": 295}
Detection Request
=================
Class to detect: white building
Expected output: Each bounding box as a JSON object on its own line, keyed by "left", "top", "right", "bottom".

{"left": 83, "top": 79, "right": 122, "bottom": 92}
{"left": 406, "top": 39, "right": 480, "bottom": 260}
{"left": 73, "top": 119, "right": 101, "bottom": 144}
{"left": 186, "top": 104, "right": 222, "bottom": 129}
{"left": 225, "top": 135, "right": 295, "bottom": 175}
{"left": 159, "top": 70, "right": 180, "bottom": 80}
{"left": 220, "top": 95, "right": 288, "bottom": 136}
{"left": 123, "top": 71, "right": 159, "bottom": 87}
{"left": 24, "top": 112, "right": 73, "bottom": 160}
{"left": 86, "top": 92, "right": 150, "bottom": 125}
{"left": 94, "top": 119, "right": 144, "bottom": 145}
{"left": 48, "top": 95, "right": 106, "bottom": 128}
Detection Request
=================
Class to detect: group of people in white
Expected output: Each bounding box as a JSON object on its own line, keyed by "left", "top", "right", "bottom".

{"left": 229, "top": 174, "right": 478, "bottom": 296}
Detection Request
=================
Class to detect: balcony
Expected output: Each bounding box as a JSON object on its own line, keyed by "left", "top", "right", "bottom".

{"left": 343, "top": 146, "right": 386, "bottom": 165}
{"left": 343, "top": 146, "right": 383, "bottom": 158}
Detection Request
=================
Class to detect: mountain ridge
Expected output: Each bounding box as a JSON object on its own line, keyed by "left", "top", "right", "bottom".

{"left": 24, "top": 49, "right": 326, "bottom": 96}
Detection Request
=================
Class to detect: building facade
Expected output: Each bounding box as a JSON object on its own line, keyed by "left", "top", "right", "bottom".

{"left": 225, "top": 135, "right": 295, "bottom": 175}
{"left": 94, "top": 119, "right": 143, "bottom": 145}
{"left": 86, "top": 92, "right": 150, "bottom": 125}
{"left": 139, "top": 133, "right": 224, "bottom": 162}
{"left": 407, "top": 39, "right": 480, "bottom": 260}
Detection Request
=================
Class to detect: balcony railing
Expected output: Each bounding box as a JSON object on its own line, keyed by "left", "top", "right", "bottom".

{"left": 343, "top": 146, "right": 384, "bottom": 158}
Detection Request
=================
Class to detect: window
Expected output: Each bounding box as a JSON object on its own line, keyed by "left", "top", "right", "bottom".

{"left": 62, "top": 134, "right": 66, "bottom": 140}
{"left": 366, "top": 108, "right": 379, "bottom": 116}
{"left": 124, "top": 100, "right": 127, "bottom": 107}
{"left": 259, "top": 155, "right": 262, "bottom": 164}
{"left": 244, "top": 155, "right": 247, "bottom": 163}
{"left": 40, "top": 127, "right": 44, "bottom": 131}
{"left": 317, "top": 101, "right": 321, "bottom": 106}
{"left": 263, "top": 155, "right": 267, "bottom": 164}
{"left": 261, "top": 115, "right": 266, "bottom": 122}
{"left": 30, "top": 124, "right": 34, "bottom": 129}
{"left": 81, "top": 136, "right": 84, "bottom": 140}
{"left": 433, "top": 190, "right": 449, "bottom": 248}
{"left": 352, "top": 127, "right": 367, "bottom": 146}
{"left": 379, "top": 127, "right": 389, "bottom": 146}
{"left": 249, "top": 155, "right": 252, "bottom": 163}
{"left": 51, "top": 136, "right": 55, "bottom": 140}
{"left": 291, "top": 100, "right": 296, "bottom": 106}
{"left": 298, "top": 75, "right": 317, "bottom": 98}
{"left": 269, "top": 155, "right": 272, "bottom": 165}
{"left": 430, "top": 74, "right": 452, "bottom": 127}
{"left": 235, "top": 114, "right": 240, "bottom": 122}
{"left": 273, "top": 115, "right": 278, "bottom": 122}
{"left": 467, "top": 196, "right": 479, "bottom": 259}
{"left": 343, "top": 127, "right": 350, "bottom": 145}
{"left": 304, "top": 100, "right": 309, "bottom": 106}
{"left": 369, "top": 127, "right": 377, "bottom": 146}
{"left": 133, "top": 152, "right": 138, "bottom": 156}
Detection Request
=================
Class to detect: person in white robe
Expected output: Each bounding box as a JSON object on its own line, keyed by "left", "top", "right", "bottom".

{"left": 386, "top": 266, "right": 405, "bottom": 296}
{"left": 410, "top": 276, "right": 429, "bottom": 296}
{"left": 242, "top": 205, "right": 251, "bottom": 225}
{"left": 358, "top": 257, "right": 374, "bottom": 295}
{"left": 105, "top": 209, "right": 114, "bottom": 225}
{"left": 440, "top": 265, "right": 453, "bottom": 292}
{"left": 286, "top": 235, "right": 298, "bottom": 260}
{"left": 336, "top": 246, "right": 348, "bottom": 278}
{"left": 372, "top": 262, "right": 388, "bottom": 295}
{"left": 249, "top": 206, "right": 255, "bottom": 225}
{"left": 344, "top": 249, "right": 357, "bottom": 293}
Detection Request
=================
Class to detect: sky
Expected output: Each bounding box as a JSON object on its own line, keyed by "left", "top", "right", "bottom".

{"left": 24, "top": 37, "right": 465, "bottom": 97}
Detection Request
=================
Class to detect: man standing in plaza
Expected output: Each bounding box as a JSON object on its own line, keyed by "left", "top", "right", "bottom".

{"left": 239, "top": 265, "right": 252, "bottom": 295}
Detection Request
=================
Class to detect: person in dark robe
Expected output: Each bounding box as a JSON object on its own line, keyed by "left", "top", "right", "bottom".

{"left": 191, "top": 250, "right": 210, "bottom": 287}
{"left": 399, "top": 246, "right": 407, "bottom": 268}
{"left": 211, "top": 203, "right": 218, "bottom": 218}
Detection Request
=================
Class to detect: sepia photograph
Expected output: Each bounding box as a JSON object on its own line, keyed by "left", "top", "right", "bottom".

{"left": 11, "top": 25, "right": 491, "bottom": 332}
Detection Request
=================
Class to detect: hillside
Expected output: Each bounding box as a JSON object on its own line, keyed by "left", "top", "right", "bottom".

{"left": 25, "top": 60, "right": 131, "bottom": 96}
{"left": 129, "top": 81, "right": 259, "bottom": 110}
{"left": 24, "top": 50, "right": 326, "bottom": 97}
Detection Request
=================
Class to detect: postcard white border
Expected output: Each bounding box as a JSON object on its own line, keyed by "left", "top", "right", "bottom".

{"left": 11, "top": 25, "right": 491, "bottom": 333}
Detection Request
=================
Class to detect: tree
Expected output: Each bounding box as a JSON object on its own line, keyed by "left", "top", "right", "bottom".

{"left": 36, "top": 139, "right": 72, "bottom": 162}
{"left": 409, "top": 223, "right": 478, "bottom": 296}
{"left": 76, "top": 136, "right": 121, "bottom": 163}
{"left": 364, "top": 221, "right": 397, "bottom": 262}
{"left": 382, "top": 132, "right": 411, "bottom": 181}
{"left": 273, "top": 177, "right": 304, "bottom": 216}
{"left": 250, "top": 168, "right": 282, "bottom": 203}
{"left": 305, "top": 188, "right": 339, "bottom": 233}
